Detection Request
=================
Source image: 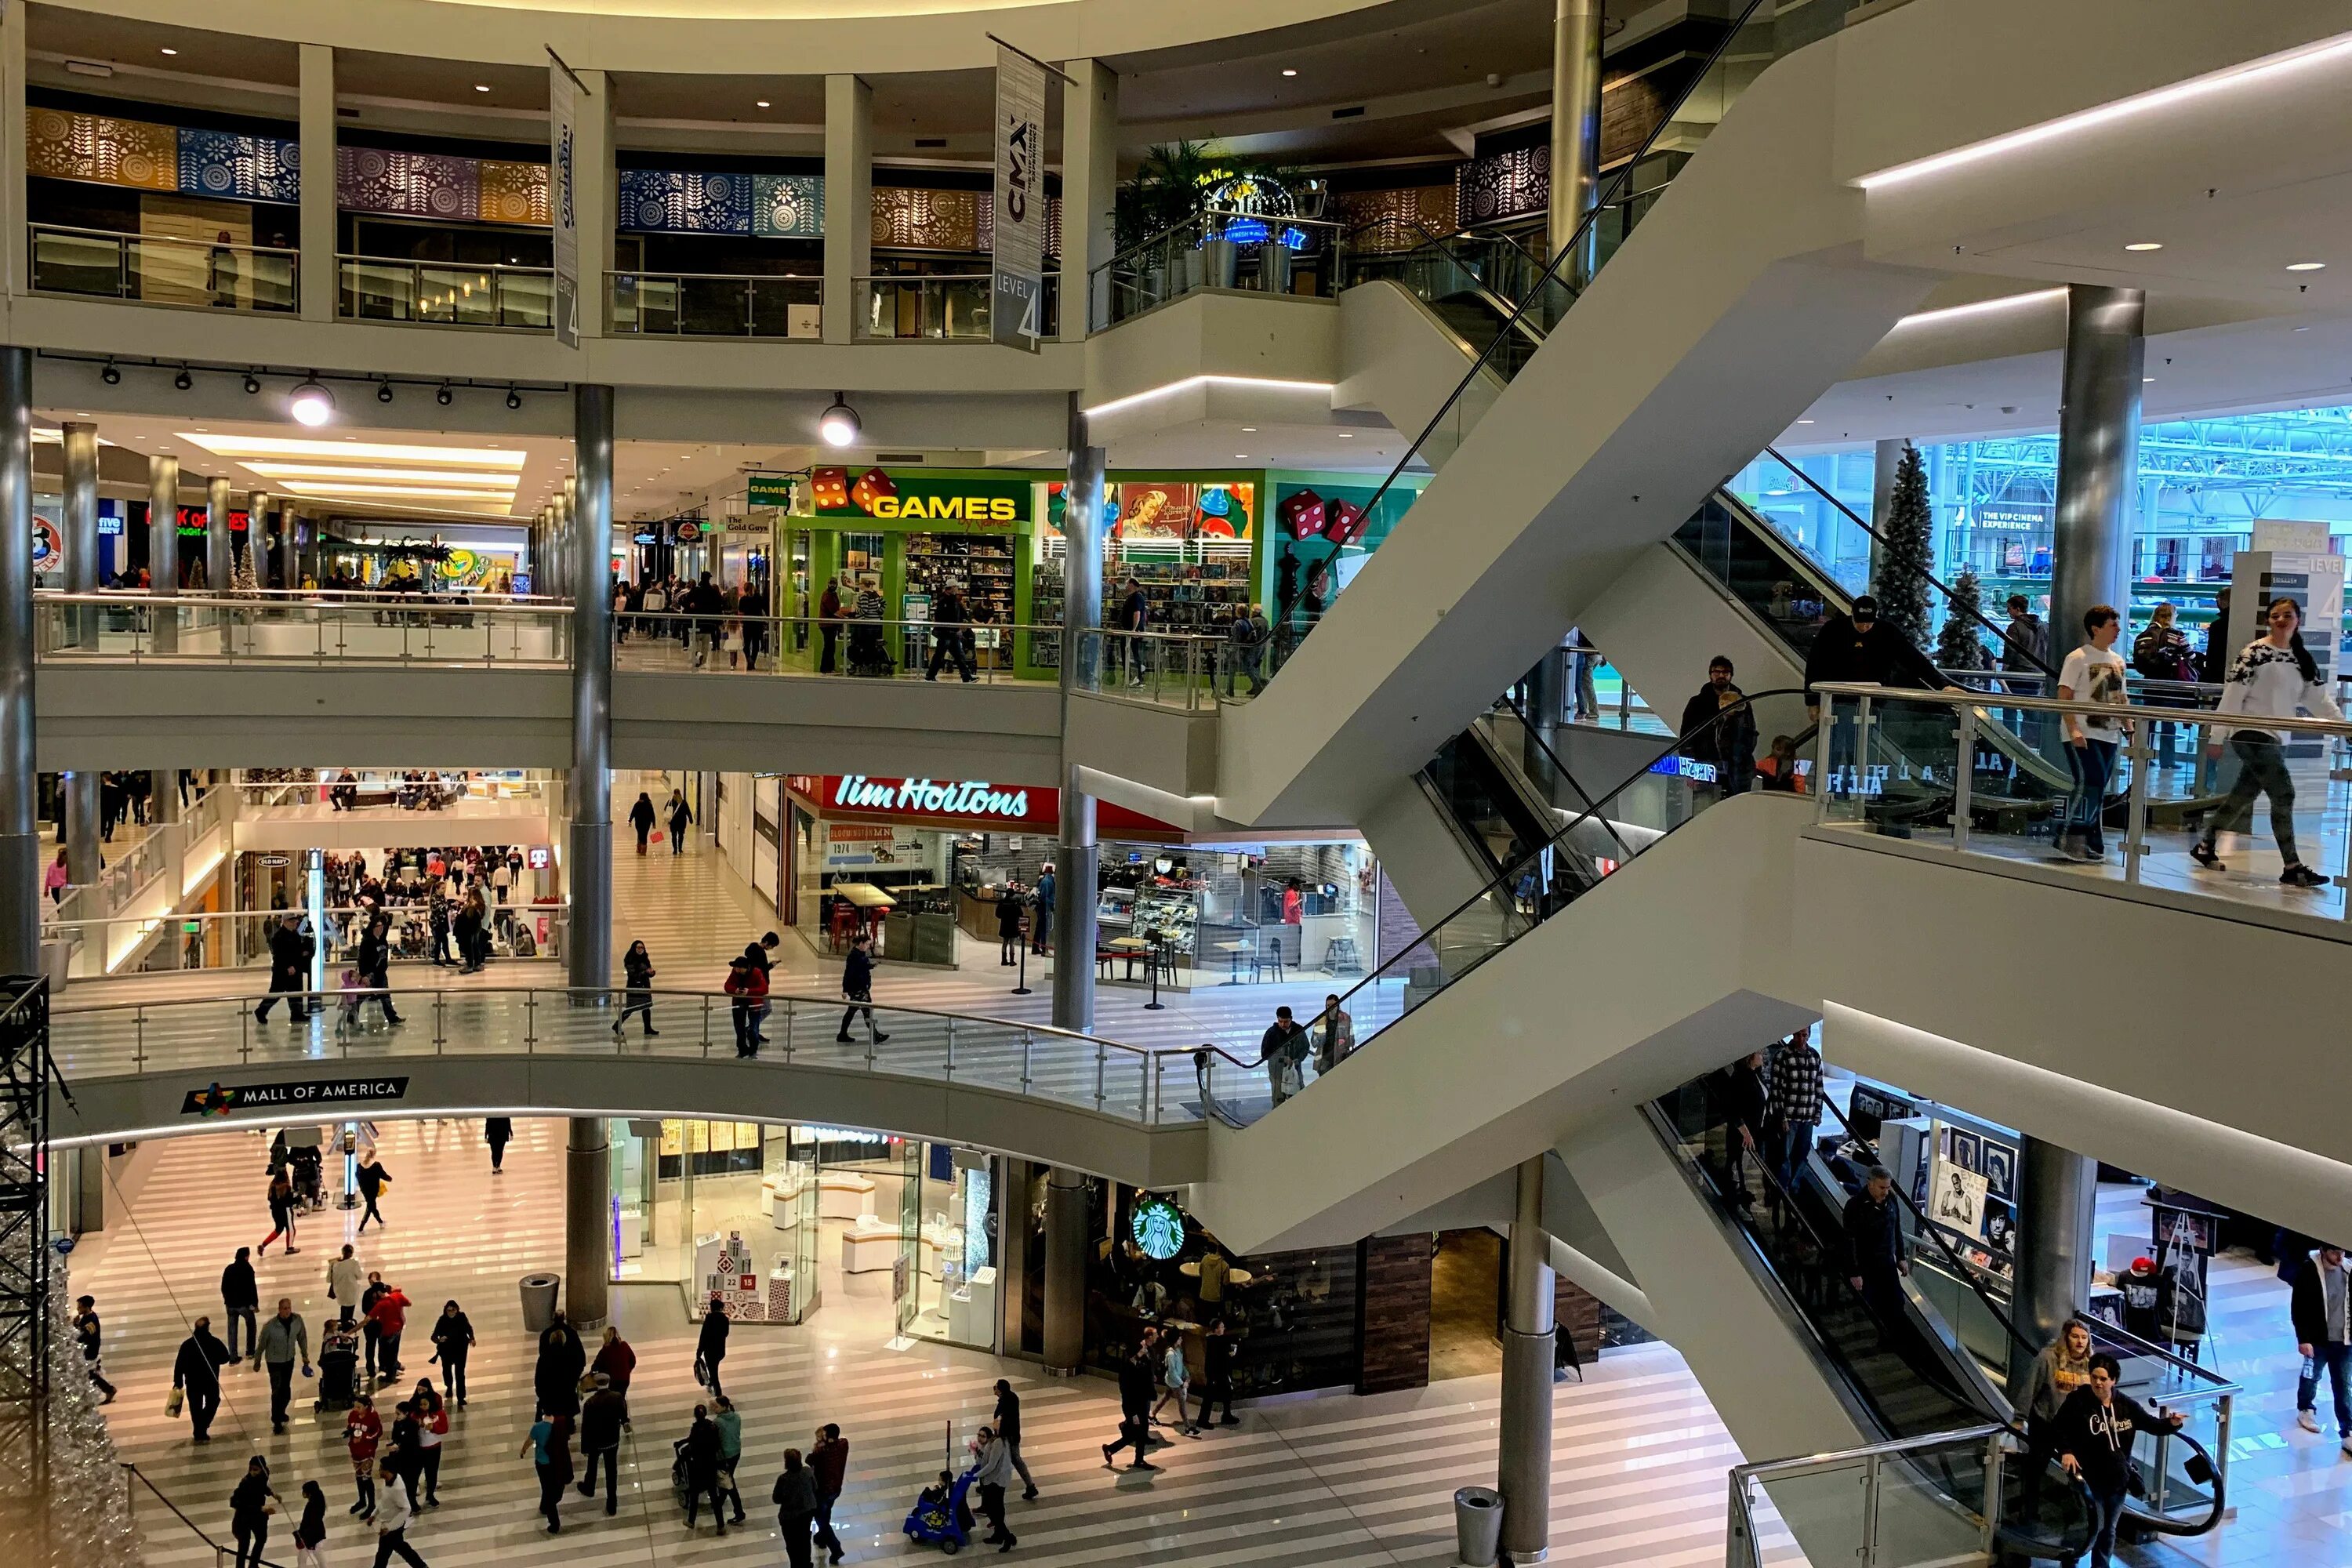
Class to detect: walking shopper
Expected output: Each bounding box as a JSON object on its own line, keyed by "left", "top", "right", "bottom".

{"left": 256, "top": 912, "right": 314, "bottom": 1022}
{"left": 1102, "top": 1346, "right": 1162, "bottom": 1471}
{"left": 371, "top": 1460, "right": 430, "bottom": 1566}
{"left": 993, "top": 1379, "right": 1039, "bottom": 1499}
{"left": 579, "top": 1373, "right": 626, "bottom": 1515}
{"left": 256, "top": 1297, "right": 314, "bottom": 1433}
{"left": 429, "top": 1301, "right": 474, "bottom": 1407}
{"left": 2054, "top": 1353, "right": 2183, "bottom": 1568}
{"left": 173, "top": 1316, "right": 230, "bottom": 1441}
{"left": 696, "top": 1298, "right": 731, "bottom": 1397}
{"left": 811, "top": 1422, "right": 850, "bottom": 1563}
{"left": 360, "top": 1273, "right": 389, "bottom": 1381}
{"left": 259, "top": 1168, "right": 300, "bottom": 1256}
{"left": 1152, "top": 1335, "right": 1198, "bottom": 1435}
{"left": 616, "top": 940, "right": 659, "bottom": 1036}
{"left": 629, "top": 791, "right": 657, "bottom": 855}
{"left": 2291, "top": 1243, "right": 2352, "bottom": 1447}
{"left": 229, "top": 1455, "right": 280, "bottom": 1568}
{"left": 484, "top": 1117, "right": 512, "bottom": 1174}
{"left": 2016, "top": 1317, "right": 2095, "bottom": 1486}
{"left": 726, "top": 943, "right": 769, "bottom": 1056}
{"left": 347, "top": 1394, "right": 383, "bottom": 1521}
{"left": 292, "top": 1479, "right": 328, "bottom": 1568}
{"left": 715, "top": 1393, "right": 749, "bottom": 1524}
{"left": 683, "top": 1405, "right": 731, "bottom": 1534}
{"left": 774, "top": 1450, "right": 819, "bottom": 1568}
{"left": 356, "top": 1150, "right": 391, "bottom": 1232}
{"left": 818, "top": 577, "right": 844, "bottom": 673}
{"left": 1196, "top": 1318, "right": 1240, "bottom": 1428}
{"left": 358, "top": 915, "right": 405, "bottom": 1024}
{"left": 328, "top": 1243, "right": 364, "bottom": 1327}
{"left": 1260, "top": 1006, "right": 1310, "bottom": 1105}
{"left": 1032, "top": 865, "right": 1054, "bottom": 953}
{"left": 534, "top": 1316, "right": 586, "bottom": 1418}
{"left": 366, "top": 1281, "right": 410, "bottom": 1385}
{"left": 2056, "top": 604, "right": 2130, "bottom": 862}
{"left": 221, "top": 1247, "right": 260, "bottom": 1362}
{"left": 592, "top": 1324, "right": 637, "bottom": 1425}
{"left": 996, "top": 884, "right": 1025, "bottom": 964}
{"left": 1765, "top": 1030, "right": 1824, "bottom": 1193}
{"left": 926, "top": 586, "right": 978, "bottom": 682}
{"left": 71, "top": 1294, "right": 117, "bottom": 1403}
{"left": 2193, "top": 595, "right": 2343, "bottom": 888}
{"left": 836, "top": 931, "right": 888, "bottom": 1044}
{"left": 524, "top": 1407, "right": 572, "bottom": 1534}
{"left": 667, "top": 789, "right": 694, "bottom": 854}
{"left": 412, "top": 1381, "right": 448, "bottom": 1506}
{"left": 971, "top": 1425, "right": 1018, "bottom": 1552}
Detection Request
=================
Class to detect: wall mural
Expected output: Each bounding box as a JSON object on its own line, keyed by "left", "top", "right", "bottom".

{"left": 1334, "top": 187, "right": 1458, "bottom": 254}
{"left": 1454, "top": 143, "right": 1548, "bottom": 227}
{"left": 336, "top": 147, "right": 481, "bottom": 221}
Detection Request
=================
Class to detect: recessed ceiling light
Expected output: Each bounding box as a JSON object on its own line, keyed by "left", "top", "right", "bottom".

{"left": 1282, "top": 68, "right": 1298, "bottom": 77}
{"left": 1796, "top": 418, "right": 1817, "bottom": 425}
{"left": 2288, "top": 261, "right": 2327, "bottom": 271}
{"left": 1335, "top": 431, "right": 1353, "bottom": 438}
{"left": 2143, "top": 376, "right": 2156, "bottom": 383}
{"left": 2296, "top": 325, "right": 2314, "bottom": 332}
{"left": 1235, "top": 453, "right": 1250, "bottom": 459}
{"left": 2123, "top": 241, "right": 2163, "bottom": 252}
{"left": 474, "top": 83, "right": 491, "bottom": 93}
{"left": 160, "top": 47, "right": 178, "bottom": 56}
{"left": 756, "top": 100, "right": 771, "bottom": 109}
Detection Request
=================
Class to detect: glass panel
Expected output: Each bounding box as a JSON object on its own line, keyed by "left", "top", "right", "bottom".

{"left": 1754, "top": 1468, "right": 1867, "bottom": 1566}
{"left": 31, "top": 230, "right": 124, "bottom": 297}
{"left": 895, "top": 1136, "right": 922, "bottom": 1338}
{"left": 680, "top": 275, "right": 752, "bottom": 336}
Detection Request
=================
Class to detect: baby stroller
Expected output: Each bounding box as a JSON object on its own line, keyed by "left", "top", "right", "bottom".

{"left": 902, "top": 1469, "right": 976, "bottom": 1554}
{"left": 314, "top": 1325, "right": 360, "bottom": 1414}
{"left": 845, "top": 618, "right": 895, "bottom": 678}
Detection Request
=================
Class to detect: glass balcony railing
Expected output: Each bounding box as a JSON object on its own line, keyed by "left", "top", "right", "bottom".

{"left": 42, "top": 902, "right": 565, "bottom": 982}
{"left": 855, "top": 273, "right": 1061, "bottom": 341}
{"left": 339, "top": 254, "right": 555, "bottom": 329}
{"left": 28, "top": 223, "right": 296, "bottom": 312}
{"left": 608, "top": 270, "right": 821, "bottom": 337}
{"left": 1088, "top": 210, "right": 1348, "bottom": 330}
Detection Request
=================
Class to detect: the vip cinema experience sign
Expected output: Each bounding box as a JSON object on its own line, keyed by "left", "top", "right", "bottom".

{"left": 183, "top": 1076, "right": 411, "bottom": 1117}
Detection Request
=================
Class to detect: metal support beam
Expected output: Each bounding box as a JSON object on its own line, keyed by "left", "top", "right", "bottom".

{"left": 147, "top": 454, "right": 178, "bottom": 652}
{"left": 564, "top": 1116, "right": 610, "bottom": 1327}
{"left": 0, "top": 349, "right": 34, "bottom": 976}
{"left": 205, "top": 475, "right": 232, "bottom": 598}
{"left": 569, "top": 386, "right": 615, "bottom": 992}
{"left": 1547, "top": 0, "right": 1605, "bottom": 281}
{"left": 1054, "top": 399, "right": 1105, "bottom": 1034}
{"left": 2009, "top": 1135, "right": 2096, "bottom": 1394}
{"left": 1499, "top": 1155, "right": 1555, "bottom": 1561}
{"left": 1042, "top": 1164, "right": 1086, "bottom": 1374}
{"left": 2050, "top": 286, "right": 2145, "bottom": 663}
{"left": 60, "top": 423, "right": 96, "bottom": 649}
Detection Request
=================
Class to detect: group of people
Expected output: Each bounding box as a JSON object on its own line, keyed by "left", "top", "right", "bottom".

{"left": 1102, "top": 1320, "right": 1240, "bottom": 1478}
{"left": 1256, "top": 995, "right": 1356, "bottom": 1104}
{"left": 613, "top": 572, "right": 772, "bottom": 670}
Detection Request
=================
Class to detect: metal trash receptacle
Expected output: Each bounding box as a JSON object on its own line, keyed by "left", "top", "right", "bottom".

{"left": 518, "top": 1272, "right": 561, "bottom": 1334}
{"left": 1454, "top": 1486, "right": 1504, "bottom": 1566}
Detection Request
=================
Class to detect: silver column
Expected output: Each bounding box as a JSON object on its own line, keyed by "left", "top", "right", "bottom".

{"left": 61, "top": 420, "right": 97, "bottom": 648}
{"left": 205, "top": 476, "right": 232, "bottom": 599}
{"left": 0, "top": 347, "right": 36, "bottom": 975}
{"left": 148, "top": 453, "right": 180, "bottom": 652}
{"left": 64, "top": 770, "right": 97, "bottom": 888}
{"left": 244, "top": 492, "right": 270, "bottom": 592}
{"left": 569, "top": 386, "right": 615, "bottom": 993}
{"left": 278, "top": 501, "right": 299, "bottom": 593}
{"left": 1525, "top": 646, "right": 1566, "bottom": 803}
{"left": 1042, "top": 1164, "right": 1087, "bottom": 1374}
{"left": 2008, "top": 1135, "right": 2096, "bottom": 1392}
{"left": 565, "top": 1116, "right": 611, "bottom": 1327}
{"left": 1499, "top": 1155, "right": 1555, "bottom": 1561}
{"left": 1053, "top": 399, "right": 1105, "bottom": 1033}
{"left": 1547, "top": 0, "right": 1605, "bottom": 280}
{"left": 2050, "top": 285, "right": 2145, "bottom": 662}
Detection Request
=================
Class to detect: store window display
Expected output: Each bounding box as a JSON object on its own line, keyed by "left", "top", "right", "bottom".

{"left": 1094, "top": 840, "right": 1377, "bottom": 985}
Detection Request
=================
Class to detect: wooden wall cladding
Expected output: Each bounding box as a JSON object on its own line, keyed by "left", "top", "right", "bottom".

{"left": 1356, "top": 1232, "right": 1435, "bottom": 1394}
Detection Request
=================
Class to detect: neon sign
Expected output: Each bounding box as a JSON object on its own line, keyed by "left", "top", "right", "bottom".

{"left": 1131, "top": 1197, "right": 1186, "bottom": 1261}
{"left": 832, "top": 775, "right": 1032, "bottom": 819}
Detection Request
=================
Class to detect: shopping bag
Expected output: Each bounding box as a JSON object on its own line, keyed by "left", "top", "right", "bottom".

{"left": 651, "top": 829, "right": 666, "bottom": 844}
{"left": 165, "top": 1387, "right": 183, "bottom": 1417}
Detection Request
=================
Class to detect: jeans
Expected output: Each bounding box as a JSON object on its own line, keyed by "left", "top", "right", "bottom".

{"left": 978, "top": 1481, "right": 1013, "bottom": 1544}
{"left": 815, "top": 1488, "right": 843, "bottom": 1554}
{"left": 376, "top": 1330, "right": 401, "bottom": 1382}
{"left": 371, "top": 1528, "right": 427, "bottom": 1568}
{"left": 732, "top": 1002, "right": 760, "bottom": 1056}
{"left": 226, "top": 1305, "right": 258, "bottom": 1360}
{"left": 1196, "top": 1379, "right": 1234, "bottom": 1426}
{"left": 2205, "top": 732, "right": 2301, "bottom": 864}
{"left": 2078, "top": 1478, "right": 2130, "bottom": 1568}
{"left": 2299, "top": 1340, "right": 2352, "bottom": 1435}
{"left": 1778, "top": 1122, "right": 1817, "bottom": 1192}
{"left": 1006, "top": 1436, "right": 1036, "bottom": 1492}
{"left": 2063, "top": 738, "right": 2118, "bottom": 851}
{"left": 927, "top": 633, "right": 975, "bottom": 681}
{"left": 538, "top": 1465, "right": 566, "bottom": 1528}
{"left": 582, "top": 1445, "right": 619, "bottom": 1512}
{"left": 234, "top": 1519, "right": 269, "bottom": 1568}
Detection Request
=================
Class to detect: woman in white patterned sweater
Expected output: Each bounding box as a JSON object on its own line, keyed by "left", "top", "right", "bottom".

{"left": 2192, "top": 596, "right": 2343, "bottom": 888}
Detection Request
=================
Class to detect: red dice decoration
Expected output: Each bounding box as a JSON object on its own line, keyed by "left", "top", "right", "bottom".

{"left": 1279, "top": 488, "right": 1325, "bottom": 540}
{"left": 810, "top": 467, "right": 850, "bottom": 510}
{"left": 851, "top": 467, "right": 898, "bottom": 514}
{"left": 1322, "top": 499, "right": 1367, "bottom": 547}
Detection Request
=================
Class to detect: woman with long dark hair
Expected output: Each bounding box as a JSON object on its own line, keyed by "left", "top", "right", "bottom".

{"left": 2193, "top": 595, "right": 2342, "bottom": 888}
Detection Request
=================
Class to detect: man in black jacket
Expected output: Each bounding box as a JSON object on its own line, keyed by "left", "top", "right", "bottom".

{"left": 926, "top": 586, "right": 978, "bottom": 683}
{"left": 2053, "top": 1354, "right": 2183, "bottom": 1567}
{"left": 358, "top": 915, "right": 403, "bottom": 1025}
{"left": 173, "top": 1316, "right": 231, "bottom": 1441}
{"left": 1101, "top": 1345, "right": 1162, "bottom": 1472}
{"left": 1802, "top": 595, "right": 1954, "bottom": 797}
{"left": 255, "top": 913, "right": 313, "bottom": 1022}
{"left": 1196, "top": 1318, "right": 1240, "bottom": 1428}
{"left": 1679, "top": 656, "right": 1757, "bottom": 797}
{"left": 1717, "top": 1051, "right": 1770, "bottom": 1210}
{"left": 220, "top": 1246, "right": 260, "bottom": 1365}
{"left": 2290, "top": 1243, "right": 2352, "bottom": 1446}
{"left": 1843, "top": 1166, "right": 1907, "bottom": 1334}
{"left": 993, "top": 1378, "right": 1039, "bottom": 1500}
{"left": 695, "top": 1299, "right": 731, "bottom": 1399}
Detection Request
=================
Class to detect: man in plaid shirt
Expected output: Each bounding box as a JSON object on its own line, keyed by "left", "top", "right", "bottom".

{"left": 1766, "top": 1029, "right": 1825, "bottom": 1194}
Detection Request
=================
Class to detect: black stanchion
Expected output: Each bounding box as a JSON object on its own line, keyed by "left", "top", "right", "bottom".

{"left": 1011, "top": 917, "right": 1033, "bottom": 996}
{"left": 1144, "top": 931, "right": 1166, "bottom": 1011}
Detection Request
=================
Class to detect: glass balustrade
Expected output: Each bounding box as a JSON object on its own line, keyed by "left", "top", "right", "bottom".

{"left": 28, "top": 223, "right": 297, "bottom": 311}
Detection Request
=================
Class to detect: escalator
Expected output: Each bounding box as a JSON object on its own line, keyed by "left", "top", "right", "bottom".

{"left": 1648, "top": 1068, "right": 2227, "bottom": 1560}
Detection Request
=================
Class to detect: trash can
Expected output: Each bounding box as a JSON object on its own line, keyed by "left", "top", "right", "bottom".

{"left": 518, "top": 1272, "right": 561, "bottom": 1335}
{"left": 1454, "top": 1486, "right": 1504, "bottom": 1567}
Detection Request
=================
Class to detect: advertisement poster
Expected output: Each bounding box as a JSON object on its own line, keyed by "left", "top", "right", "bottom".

{"left": 1928, "top": 1155, "right": 1989, "bottom": 1234}
{"left": 550, "top": 61, "right": 581, "bottom": 348}
{"left": 1044, "top": 481, "right": 1254, "bottom": 542}
{"left": 822, "top": 822, "right": 942, "bottom": 874}
{"left": 989, "top": 43, "right": 1047, "bottom": 350}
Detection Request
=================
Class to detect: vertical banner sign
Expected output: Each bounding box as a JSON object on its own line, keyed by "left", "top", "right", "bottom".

{"left": 991, "top": 44, "right": 1046, "bottom": 351}
{"left": 550, "top": 63, "right": 581, "bottom": 348}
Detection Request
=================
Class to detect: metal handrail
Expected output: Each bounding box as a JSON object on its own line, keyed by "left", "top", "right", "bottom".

{"left": 609, "top": 267, "right": 822, "bottom": 283}
{"left": 123, "top": 1462, "right": 295, "bottom": 1568}
{"left": 336, "top": 252, "right": 554, "bottom": 278}
{"left": 1809, "top": 680, "right": 2352, "bottom": 737}
{"left": 33, "top": 221, "right": 299, "bottom": 260}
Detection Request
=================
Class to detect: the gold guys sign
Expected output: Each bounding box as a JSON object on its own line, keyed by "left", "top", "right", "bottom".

{"left": 992, "top": 42, "right": 1046, "bottom": 351}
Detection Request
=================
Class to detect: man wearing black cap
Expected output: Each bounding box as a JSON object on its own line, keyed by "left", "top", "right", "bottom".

{"left": 1802, "top": 594, "right": 1951, "bottom": 797}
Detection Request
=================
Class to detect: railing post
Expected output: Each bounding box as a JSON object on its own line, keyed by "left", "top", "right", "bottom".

{"left": 782, "top": 997, "right": 793, "bottom": 1064}
{"left": 140, "top": 1007, "right": 151, "bottom": 1069}
{"left": 2125, "top": 720, "right": 2151, "bottom": 886}
{"left": 1854, "top": 693, "right": 1875, "bottom": 811}
{"left": 2214, "top": 1392, "right": 2232, "bottom": 1509}
{"left": 944, "top": 1018, "right": 956, "bottom": 1080}
{"left": 433, "top": 992, "right": 445, "bottom": 1051}
{"left": 1860, "top": 1452, "right": 1882, "bottom": 1568}
{"left": 1951, "top": 705, "right": 1975, "bottom": 853}
{"left": 1981, "top": 1430, "right": 2006, "bottom": 1556}
{"left": 1724, "top": 1472, "right": 1749, "bottom": 1568}
{"left": 1151, "top": 1052, "right": 1164, "bottom": 1123}
{"left": 1094, "top": 1041, "right": 1105, "bottom": 1108}
{"left": 1021, "top": 1029, "right": 1033, "bottom": 1093}
{"left": 703, "top": 994, "right": 713, "bottom": 1054}
{"left": 524, "top": 990, "right": 537, "bottom": 1047}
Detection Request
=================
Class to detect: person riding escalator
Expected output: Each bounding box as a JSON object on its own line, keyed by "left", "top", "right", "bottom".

{"left": 1679, "top": 655, "right": 1757, "bottom": 798}
{"left": 1802, "top": 594, "right": 1958, "bottom": 799}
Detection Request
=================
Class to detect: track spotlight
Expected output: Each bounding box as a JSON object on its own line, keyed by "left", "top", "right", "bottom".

{"left": 818, "top": 394, "right": 860, "bottom": 448}
{"left": 505, "top": 386, "right": 522, "bottom": 411}
{"left": 378, "top": 379, "right": 395, "bottom": 404}
{"left": 288, "top": 375, "right": 336, "bottom": 427}
{"left": 243, "top": 373, "right": 261, "bottom": 394}
{"left": 172, "top": 366, "right": 193, "bottom": 391}
{"left": 435, "top": 383, "right": 454, "bottom": 407}
{"left": 100, "top": 361, "right": 120, "bottom": 386}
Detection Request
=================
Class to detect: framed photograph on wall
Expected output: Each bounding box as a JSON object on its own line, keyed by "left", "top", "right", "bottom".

{"left": 1982, "top": 1142, "right": 2016, "bottom": 1202}
{"left": 1947, "top": 1129, "right": 1981, "bottom": 1174}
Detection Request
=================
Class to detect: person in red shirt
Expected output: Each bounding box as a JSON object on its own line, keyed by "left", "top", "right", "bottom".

{"left": 344, "top": 1393, "right": 383, "bottom": 1522}
{"left": 367, "top": 1287, "right": 411, "bottom": 1385}
{"left": 593, "top": 1325, "right": 637, "bottom": 1427}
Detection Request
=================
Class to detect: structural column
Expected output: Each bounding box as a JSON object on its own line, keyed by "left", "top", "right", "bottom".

{"left": 0, "top": 347, "right": 37, "bottom": 975}
{"left": 204, "top": 474, "right": 232, "bottom": 598}
{"left": 2008, "top": 1135, "right": 2096, "bottom": 1393}
{"left": 822, "top": 74, "right": 873, "bottom": 346}
{"left": 1498, "top": 1156, "right": 1555, "bottom": 1561}
{"left": 565, "top": 1116, "right": 611, "bottom": 1327}
{"left": 1053, "top": 399, "right": 1105, "bottom": 1033}
{"left": 278, "top": 502, "right": 299, "bottom": 592}
{"left": 569, "top": 386, "right": 615, "bottom": 992}
{"left": 2049, "top": 285, "right": 2145, "bottom": 662}
{"left": 1058, "top": 59, "right": 1117, "bottom": 341}
{"left": 148, "top": 453, "right": 180, "bottom": 652}
{"left": 297, "top": 44, "right": 336, "bottom": 324}
{"left": 61, "top": 422, "right": 97, "bottom": 648}
{"left": 1041, "top": 1164, "right": 1087, "bottom": 1374}
{"left": 1547, "top": 0, "right": 1605, "bottom": 276}
{"left": 243, "top": 491, "right": 270, "bottom": 591}
{"left": 1524, "top": 646, "right": 1566, "bottom": 803}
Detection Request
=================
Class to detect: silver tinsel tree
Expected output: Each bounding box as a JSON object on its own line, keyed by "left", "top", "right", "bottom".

{"left": 0, "top": 1264, "right": 142, "bottom": 1567}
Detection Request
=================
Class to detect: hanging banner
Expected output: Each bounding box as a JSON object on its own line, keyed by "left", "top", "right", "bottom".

{"left": 990, "top": 43, "right": 1047, "bottom": 351}
{"left": 550, "top": 60, "right": 582, "bottom": 348}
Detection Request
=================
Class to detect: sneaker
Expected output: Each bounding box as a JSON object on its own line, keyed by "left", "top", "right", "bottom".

{"left": 644, "top": 1028, "right": 661, "bottom": 1037}
{"left": 2283, "top": 864, "right": 2328, "bottom": 889}
{"left": 1021, "top": 1489, "right": 1038, "bottom": 1501}
{"left": 2299, "top": 1410, "right": 2321, "bottom": 1433}
{"left": 874, "top": 1032, "right": 890, "bottom": 1043}
{"left": 836, "top": 1033, "right": 855, "bottom": 1044}
{"left": 2189, "top": 840, "right": 2223, "bottom": 871}
{"left": 1127, "top": 1460, "right": 1161, "bottom": 1472}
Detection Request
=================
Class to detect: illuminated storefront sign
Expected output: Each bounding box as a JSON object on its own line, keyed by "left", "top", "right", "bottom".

{"left": 785, "top": 773, "right": 1179, "bottom": 837}
{"left": 833, "top": 775, "right": 1030, "bottom": 818}
{"left": 1131, "top": 1197, "right": 1186, "bottom": 1260}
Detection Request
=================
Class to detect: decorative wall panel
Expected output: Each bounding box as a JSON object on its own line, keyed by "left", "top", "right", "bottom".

{"left": 1454, "top": 144, "right": 1548, "bottom": 227}
{"left": 870, "top": 187, "right": 982, "bottom": 251}
{"left": 337, "top": 147, "right": 480, "bottom": 221}
{"left": 477, "top": 159, "right": 550, "bottom": 226}
{"left": 753, "top": 173, "right": 824, "bottom": 238}
{"left": 618, "top": 169, "right": 755, "bottom": 234}
{"left": 1334, "top": 186, "right": 1458, "bottom": 253}
{"left": 27, "top": 109, "right": 178, "bottom": 190}
{"left": 176, "top": 128, "right": 299, "bottom": 203}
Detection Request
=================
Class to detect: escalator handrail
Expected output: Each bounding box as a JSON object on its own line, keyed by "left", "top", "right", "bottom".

{"left": 2117, "top": 1421, "right": 2227, "bottom": 1537}
{"left": 1493, "top": 687, "right": 1635, "bottom": 866}
{"left": 1355, "top": 0, "right": 1773, "bottom": 520}
{"left": 1754, "top": 445, "right": 2063, "bottom": 681}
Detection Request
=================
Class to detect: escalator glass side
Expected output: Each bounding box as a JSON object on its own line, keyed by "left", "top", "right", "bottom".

{"left": 1674, "top": 492, "right": 1840, "bottom": 659}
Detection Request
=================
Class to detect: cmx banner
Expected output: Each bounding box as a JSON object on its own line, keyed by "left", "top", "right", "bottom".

{"left": 990, "top": 42, "right": 1047, "bottom": 351}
